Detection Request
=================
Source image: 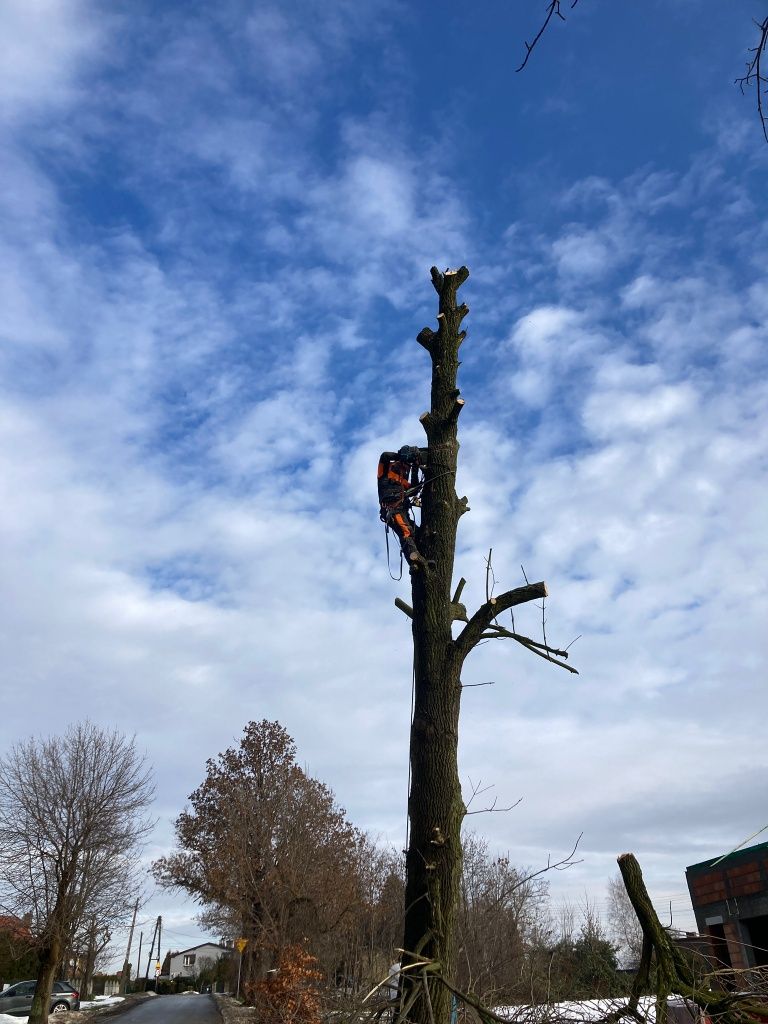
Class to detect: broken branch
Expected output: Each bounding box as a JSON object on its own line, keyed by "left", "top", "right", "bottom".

{"left": 454, "top": 582, "right": 548, "bottom": 656}
{"left": 485, "top": 623, "right": 569, "bottom": 658}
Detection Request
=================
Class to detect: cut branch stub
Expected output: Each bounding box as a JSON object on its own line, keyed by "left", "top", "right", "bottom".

{"left": 450, "top": 602, "right": 468, "bottom": 623}
{"left": 443, "top": 266, "right": 469, "bottom": 287}
{"left": 417, "top": 327, "right": 437, "bottom": 353}
{"left": 447, "top": 397, "right": 465, "bottom": 424}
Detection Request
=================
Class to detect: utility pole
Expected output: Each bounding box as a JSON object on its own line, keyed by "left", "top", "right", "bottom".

{"left": 136, "top": 932, "right": 143, "bottom": 991}
{"left": 143, "top": 917, "right": 160, "bottom": 989}
{"left": 156, "top": 916, "right": 162, "bottom": 983}
{"left": 120, "top": 900, "right": 139, "bottom": 994}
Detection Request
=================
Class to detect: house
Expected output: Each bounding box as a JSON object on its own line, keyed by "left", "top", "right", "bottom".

{"left": 686, "top": 841, "right": 768, "bottom": 975}
{"left": 164, "top": 941, "right": 233, "bottom": 980}
{"left": 0, "top": 915, "right": 38, "bottom": 988}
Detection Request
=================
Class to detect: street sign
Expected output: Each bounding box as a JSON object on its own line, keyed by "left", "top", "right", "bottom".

{"left": 235, "top": 938, "right": 248, "bottom": 953}
{"left": 155, "top": 961, "right": 161, "bottom": 977}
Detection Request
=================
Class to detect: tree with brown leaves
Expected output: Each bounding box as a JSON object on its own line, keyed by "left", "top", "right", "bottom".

{"left": 154, "top": 720, "right": 363, "bottom": 997}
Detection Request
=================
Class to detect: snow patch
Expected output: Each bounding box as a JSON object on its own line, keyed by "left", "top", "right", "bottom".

{"left": 80, "top": 995, "right": 125, "bottom": 1008}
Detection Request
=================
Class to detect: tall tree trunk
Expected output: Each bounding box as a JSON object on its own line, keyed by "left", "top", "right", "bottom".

{"left": 401, "top": 267, "right": 549, "bottom": 1024}
{"left": 402, "top": 267, "right": 470, "bottom": 1024}
{"left": 28, "top": 935, "right": 62, "bottom": 1024}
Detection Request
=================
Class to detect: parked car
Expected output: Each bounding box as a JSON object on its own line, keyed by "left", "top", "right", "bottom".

{"left": 0, "top": 980, "right": 81, "bottom": 1015}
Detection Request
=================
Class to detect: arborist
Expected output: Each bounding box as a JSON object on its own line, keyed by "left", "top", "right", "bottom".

{"left": 377, "top": 446, "right": 427, "bottom": 569}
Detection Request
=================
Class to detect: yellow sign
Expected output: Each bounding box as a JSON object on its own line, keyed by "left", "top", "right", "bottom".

{"left": 155, "top": 960, "right": 161, "bottom": 976}
{"left": 235, "top": 938, "right": 248, "bottom": 953}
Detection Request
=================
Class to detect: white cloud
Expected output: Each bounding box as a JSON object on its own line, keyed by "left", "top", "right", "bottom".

{"left": 552, "top": 229, "right": 613, "bottom": 279}
{"left": 583, "top": 381, "right": 697, "bottom": 437}
{"left": 0, "top": 0, "right": 103, "bottom": 121}
{"left": 1, "top": 0, "right": 767, "bottom": 962}
{"left": 511, "top": 306, "right": 584, "bottom": 357}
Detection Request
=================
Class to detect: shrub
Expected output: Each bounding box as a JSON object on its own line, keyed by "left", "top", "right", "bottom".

{"left": 248, "top": 945, "right": 322, "bottom": 1024}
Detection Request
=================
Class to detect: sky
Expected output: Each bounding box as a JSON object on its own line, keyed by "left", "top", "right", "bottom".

{"left": 1, "top": 0, "right": 767, "bottom": 971}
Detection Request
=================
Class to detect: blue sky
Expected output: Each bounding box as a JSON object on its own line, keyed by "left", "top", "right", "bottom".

{"left": 2, "top": 0, "right": 768, "bottom": 964}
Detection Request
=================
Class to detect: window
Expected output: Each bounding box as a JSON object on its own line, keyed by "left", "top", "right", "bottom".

{"left": 183, "top": 954, "right": 196, "bottom": 967}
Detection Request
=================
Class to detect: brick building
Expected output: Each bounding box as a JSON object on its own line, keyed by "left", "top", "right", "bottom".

{"left": 686, "top": 842, "right": 768, "bottom": 974}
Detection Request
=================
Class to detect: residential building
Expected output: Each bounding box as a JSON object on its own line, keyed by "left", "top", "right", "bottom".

{"left": 163, "top": 941, "right": 233, "bottom": 980}
{"left": 686, "top": 841, "right": 768, "bottom": 974}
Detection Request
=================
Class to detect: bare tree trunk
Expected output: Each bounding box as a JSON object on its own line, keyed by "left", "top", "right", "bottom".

{"left": 401, "top": 268, "right": 551, "bottom": 1024}
{"left": 401, "top": 267, "right": 469, "bottom": 1024}
{"left": 28, "top": 935, "right": 62, "bottom": 1024}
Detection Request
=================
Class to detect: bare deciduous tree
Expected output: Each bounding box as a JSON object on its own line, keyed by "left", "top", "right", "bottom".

{"left": 606, "top": 871, "right": 644, "bottom": 964}
{"left": 0, "top": 722, "right": 154, "bottom": 1024}
{"left": 457, "top": 833, "right": 552, "bottom": 1004}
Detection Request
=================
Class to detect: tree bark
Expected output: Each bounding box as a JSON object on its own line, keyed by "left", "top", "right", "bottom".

{"left": 28, "top": 935, "right": 62, "bottom": 1024}
{"left": 401, "top": 267, "right": 549, "bottom": 1024}
{"left": 401, "top": 267, "right": 470, "bottom": 1024}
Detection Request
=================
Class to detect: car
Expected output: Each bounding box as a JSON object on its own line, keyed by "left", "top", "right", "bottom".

{"left": 0, "top": 979, "right": 81, "bottom": 1015}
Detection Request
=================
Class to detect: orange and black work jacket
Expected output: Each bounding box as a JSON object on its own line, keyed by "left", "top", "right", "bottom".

{"left": 377, "top": 452, "right": 419, "bottom": 511}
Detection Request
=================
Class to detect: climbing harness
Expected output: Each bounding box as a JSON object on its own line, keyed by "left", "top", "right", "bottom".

{"left": 380, "top": 466, "right": 456, "bottom": 574}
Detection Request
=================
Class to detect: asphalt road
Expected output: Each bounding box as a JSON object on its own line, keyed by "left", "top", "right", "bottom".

{"left": 116, "top": 994, "right": 222, "bottom": 1022}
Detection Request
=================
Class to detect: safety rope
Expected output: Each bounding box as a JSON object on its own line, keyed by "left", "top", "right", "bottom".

{"left": 405, "top": 652, "right": 415, "bottom": 857}
{"left": 384, "top": 521, "right": 404, "bottom": 581}
{"left": 404, "top": 467, "right": 455, "bottom": 500}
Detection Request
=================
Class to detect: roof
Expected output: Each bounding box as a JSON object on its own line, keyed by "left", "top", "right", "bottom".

{"left": 172, "top": 941, "right": 230, "bottom": 956}
{"left": 686, "top": 840, "right": 768, "bottom": 877}
{"left": 0, "top": 915, "right": 33, "bottom": 940}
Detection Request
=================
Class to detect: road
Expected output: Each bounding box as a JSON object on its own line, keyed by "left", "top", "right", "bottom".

{"left": 116, "top": 994, "right": 222, "bottom": 1022}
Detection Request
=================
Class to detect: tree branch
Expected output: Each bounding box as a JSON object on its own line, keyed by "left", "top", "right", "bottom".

{"left": 736, "top": 16, "right": 768, "bottom": 143}
{"left": 516, "top": 0, "right": 580, "bottom": 73}
{"left": 485, "top": 622, "right": 568, "bottom": 657}
{"left": 454, "top": 582, "right": 547, "bottom": 656}
{"left": 479, "top": 626, "right": 579, "bottom": 674}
